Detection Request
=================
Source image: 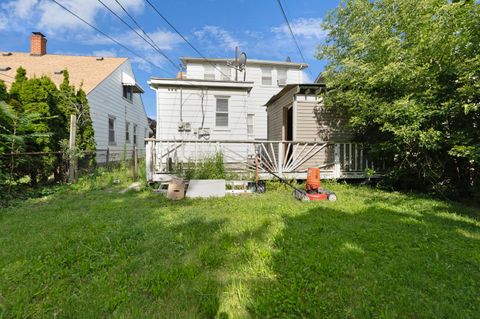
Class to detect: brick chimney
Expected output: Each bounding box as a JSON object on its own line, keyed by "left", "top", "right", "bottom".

{"left": 30, "top": 32, "right": 47, "bottom": 56}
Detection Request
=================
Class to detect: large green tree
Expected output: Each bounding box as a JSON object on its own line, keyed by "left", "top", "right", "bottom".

{"left": 319, "top": 0, "right": 480, "bottom": 199}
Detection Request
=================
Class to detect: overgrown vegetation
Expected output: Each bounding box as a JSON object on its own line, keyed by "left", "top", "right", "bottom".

{"left": 183, "top": 152, "right": 226, "bottom": 180}
{"left": 319, "top": 0, "right": 480, "bottom": 201}
{"left": 0, "top": 68, "right": 95, "bottom": 190}
{"left": 0, "top": 168, "right": 479, "bottom": 317}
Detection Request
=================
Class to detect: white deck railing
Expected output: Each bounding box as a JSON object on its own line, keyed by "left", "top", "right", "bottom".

{"left": 145, "top": 139, "right": 384, "bottom": 182}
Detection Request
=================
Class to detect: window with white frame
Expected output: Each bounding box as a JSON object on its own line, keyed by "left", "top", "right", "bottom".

{"left": 220, "top": 66, "right": 231, "bottom": 80}
{"left": 247, "top": 114, "right": 254, "bottom": 136}
{"left": 277, "top": 68, "right": 287, "bottom": 86}
{"left": 215, "top": 97, "right": 229, "bottom": 127}
{"left": 204, "top": 65, "right": 215, "bottom": 80}
{"left": 123, "top": 86, "right": 133, "bottom": 102}
{"left": 262, "top": 67, "right": 272, "bottom": 85}
{"left": 144, "top": 128, "right": 148, "bottom": 140}
{"left": 133, "top": 124, "right": 137, "bottom": 145}
{"left": 125, "top": 121, "right": 130, "bottom": 143}
{"left": 108, "top": 116, "right": 116, "bottom": 144}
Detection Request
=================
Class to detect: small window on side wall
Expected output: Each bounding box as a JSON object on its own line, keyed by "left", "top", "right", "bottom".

{"left": 125, "top": 121, "right": 130, "bottom": 143}
{"left": 133, "top": 124, "right": 137, "bottom": 145}
{"left": 215, "top": 97, "right": 229, "bottom": 127}
{"left": 108, "top": 116, "right": 116, "bottom": 144}
{"left": 247, "top": 114, "right": 254, "bottom": 136}
{"left": 123, "top": 86, "right": 133, "bottom": 102}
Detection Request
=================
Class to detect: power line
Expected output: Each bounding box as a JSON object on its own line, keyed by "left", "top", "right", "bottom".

{"left": 275, "top": 0, "right": 313, "bottom": 79}
{"left": 97, "top": 0, "right": 177, "bottom": 73}
{"left": 144, "top": 0, "right": 231, "bottom": 80}
{"left": 49, "top": 0, "right": 171, "bottom": 74}
{"left": 113, "top": 0, "right": 178, "bottom": 71}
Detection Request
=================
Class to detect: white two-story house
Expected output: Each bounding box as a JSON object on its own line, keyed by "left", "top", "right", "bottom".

{"left": 149, "top": 56, "right": 307, "bottom": 145}
{"left": 0, "top": 32, "right": 150, "bottom": 163}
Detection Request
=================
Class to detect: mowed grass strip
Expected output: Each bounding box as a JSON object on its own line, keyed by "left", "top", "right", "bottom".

{"left": 0, "top": 173, "right": 479, "bottom": 318}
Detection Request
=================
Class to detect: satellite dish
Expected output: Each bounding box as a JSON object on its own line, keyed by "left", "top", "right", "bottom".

{"left": 239, "top": 52, "right": 247, "bottom": 67}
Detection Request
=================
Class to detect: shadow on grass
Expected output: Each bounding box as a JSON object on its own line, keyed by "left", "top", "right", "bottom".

{"left": 0, "top": 189, "right": 274, "bottom": 318}
{"left": 247, "top": 204, "right": 480, "bottom": 318}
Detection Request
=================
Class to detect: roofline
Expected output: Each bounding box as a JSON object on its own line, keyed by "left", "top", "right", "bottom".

{"left": 180, "top": 57, "right": 308, "bottom": 69}
{"left": 148, "top": 78, "right": 254, "bottom": 92}
{"left": 0, "top": 52, "right": 129, "bottom": 61}
{"left": 265, "top": 83, "right": 326, "bottom": 107}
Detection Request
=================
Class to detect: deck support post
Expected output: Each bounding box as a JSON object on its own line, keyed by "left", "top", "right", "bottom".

{"left": 334, "top": 143, "right": 341, "bottom": 179}
{"left": 278, "top": 141, "right": 284, "bottom": 175}
{"left": 146, "top": 140, "right": 153, "bottom": 182}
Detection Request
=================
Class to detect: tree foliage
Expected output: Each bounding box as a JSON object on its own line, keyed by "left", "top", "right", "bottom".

{"left": 319, "top": 0, "right": 480, "bottom": 199}
{"left": 0, "top": 67, "right": 96, "bottom": 186}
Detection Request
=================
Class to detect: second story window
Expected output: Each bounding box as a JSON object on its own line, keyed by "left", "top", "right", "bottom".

{"left": 277, "top": 69, "right": 287, "bottom": 86}
{"left": 123, "top": 86, "right": 133, "bottom": 102}
{"left": 220, "top": 66, "right": 231, "bottom": 81}
{"left": 215, "top": 97, "right": 229, "bottom": 127}
{"left": 262, "top": 67, "right": 272, "bottom": 85}
{"left": 125, "top": 121, "right": 130, "bottom": 143}
{"left": 204, "top": 65, "right": 215, "bottom": 80}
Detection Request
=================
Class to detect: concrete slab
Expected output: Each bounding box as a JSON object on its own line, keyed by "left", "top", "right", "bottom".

{"left": 186, "top": 179, "right": 226, "bottom": 198}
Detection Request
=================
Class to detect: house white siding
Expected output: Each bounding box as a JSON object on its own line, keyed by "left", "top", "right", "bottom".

{"left": 87, "top": 60, "right": 149, "bottom": 162}
{"left": 156, "top": 87, "right": 249, "bottom": 141}
{"left": 184, "top": 61, "right": 305, "bottom": 140}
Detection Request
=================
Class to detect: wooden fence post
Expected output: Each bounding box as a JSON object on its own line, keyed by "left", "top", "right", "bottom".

{"left": 132, "top": 145, "right": 138, "bottom": 180}
{"left": 68, "top": 114, "right": 77, "bottom": 183}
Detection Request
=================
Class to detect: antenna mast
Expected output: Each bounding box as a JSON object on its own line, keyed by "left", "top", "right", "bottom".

{"left": 235, "top": 46, "right": 238, "bottom": 81}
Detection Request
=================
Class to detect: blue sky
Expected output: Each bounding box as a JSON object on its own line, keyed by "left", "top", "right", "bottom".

{"left": 0, "top": 0, "right": 339, "bottom": 117}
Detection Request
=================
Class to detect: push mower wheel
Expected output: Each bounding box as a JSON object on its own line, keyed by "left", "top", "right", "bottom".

{"left": 328, "top": 193, "right": 337, "bottom": 202}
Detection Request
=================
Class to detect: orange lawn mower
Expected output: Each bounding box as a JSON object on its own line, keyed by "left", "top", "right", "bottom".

{"left": 262, "top": 165, "right": 337, "bottom": 202}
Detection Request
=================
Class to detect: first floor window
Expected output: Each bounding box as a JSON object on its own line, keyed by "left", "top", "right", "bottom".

{"left": 216, "top": 97, "right": 229, "bottom": 127}
{"left": 144, "top": 128, "right": 148, "bottom": 140}
{"left": 133, "top": 124, "right": 137, "bottom": 145}
{"left": 247, "top": 114, "right": 254, "bottom": 136}
{"left": 108, "top": 116, "right": 116, "bottom": 144}
{"left": 125, "top": 121, "right": 130, "bottom": 143}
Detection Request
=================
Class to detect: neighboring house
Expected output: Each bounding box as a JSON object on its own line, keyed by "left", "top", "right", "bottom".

{"left": 0, "top": 32, "right": 149, "bottom": 162}
{"left": 149, "top": 57, "right": 308, "bottom": 143}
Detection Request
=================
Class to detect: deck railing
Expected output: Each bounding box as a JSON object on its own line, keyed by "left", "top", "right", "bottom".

{"left": 145, "top": 139, "right": 384, "bottom": 181}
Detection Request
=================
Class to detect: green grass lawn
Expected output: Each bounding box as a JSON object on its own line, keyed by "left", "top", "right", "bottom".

{"left": 1, "top": 170, "right": 479, "bottom": 318}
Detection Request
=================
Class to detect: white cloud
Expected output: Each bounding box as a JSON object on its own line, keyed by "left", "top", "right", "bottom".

{"left": 0, "top": 14, "right": 7, "bottom": 31}
{"left": 92, "top": 49, "right": 117, "bottom": 57}
{"left": 194, "top": 25, "right": 244, "bottom": 52}
{"left": 0, "top": 0, "right": 144, "bottom": 33}
{"left": 271, "top": 17, "right": 325, "bottom": 40}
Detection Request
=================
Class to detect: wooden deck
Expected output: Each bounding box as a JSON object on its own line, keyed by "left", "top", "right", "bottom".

{"left": 145, "top": 139, "right": 384, "bottom": 182}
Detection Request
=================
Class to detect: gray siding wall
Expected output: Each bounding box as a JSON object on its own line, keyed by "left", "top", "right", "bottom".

{"left": 267, "top": 86, "right": 297, "bottom": 141}
{"left": 295, "top": 97, "right": 352, "bottom": 142}
{"left": 87, "top": 60, "right": 149, "bottom": 162}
